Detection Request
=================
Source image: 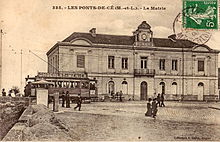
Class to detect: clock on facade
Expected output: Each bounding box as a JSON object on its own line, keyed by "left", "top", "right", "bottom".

{"left": 141, "top": 34, "right": 147, "bottom": 40}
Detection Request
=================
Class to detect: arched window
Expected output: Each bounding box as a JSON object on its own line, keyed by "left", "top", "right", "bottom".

{"left": 172, "top": 82, "right": 177, "bottom": 95}
{"left": 172, "top": 82, "right": 177, "bottom": 85}
{"left": 198, "top": 82, "right": 204, "bottom": 100}
{"left": 122, "top": 81, "right": 127, "bottom": 84}
{"left": 122, "top": 81, "right": 128, "bottom": 95}
{"left": 159, "top": 82, "right": 165, "bottom": 94}
{"left": 108, "top": 81, "right": 115, "bottom": 94}
{"left": 198, "top": 82, "right": 204, "bottom": 86}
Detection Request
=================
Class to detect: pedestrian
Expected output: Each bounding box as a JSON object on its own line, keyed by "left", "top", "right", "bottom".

{"left": 152, "top": 98, "right": 158, "bottom": 118}
{"left": 119, "top": 90, "right": 123, "bottom": 102}
{"left": 2, "top": 88, "right": 6, "bottom": 96}
{"left": 111, "top": 91, "right": 114, "bottom": 97}
{"left": 66, "top": 91, "right": 71, "bottom": 108}
{"left": 145, "top": 98, "right": 152, "bottom": 117}
{"left": 61, "top": 91, "right": 65, "bottom": 107}
{"left": 74, "top": 94, "right": 82, "bottom": 111}
{"left": 161, "top": 93, "right": 165, "bottom": 107}
{"left": 157, "top": 93, "right": 161, "bottom": 107}
{"left": 8, "top": 90, "right": 12, "bottom": 97}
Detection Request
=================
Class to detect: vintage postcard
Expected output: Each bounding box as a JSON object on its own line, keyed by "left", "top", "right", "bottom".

{"left": 0, "top": 0, "right": 220, "bottom": 141}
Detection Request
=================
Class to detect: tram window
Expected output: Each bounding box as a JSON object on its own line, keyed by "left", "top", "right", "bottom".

{"left": 82, "top": 82, "right": 89, "bottom": 89}
{"left": 90, "top": 83, "right": 95, "bottom": 90}
{"left": 76, "top": 82, "right": 80, "bottom": 88}
{"left": 73, "top": 82, "right": 77, "bottom": 88}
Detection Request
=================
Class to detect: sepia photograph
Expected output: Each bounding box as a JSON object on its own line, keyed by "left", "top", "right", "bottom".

{"left": 0, "top": 0, "right": 220, "bottom": 141}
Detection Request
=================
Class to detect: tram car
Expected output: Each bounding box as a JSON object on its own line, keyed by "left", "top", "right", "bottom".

{"left": 24, "top": 72, "right": 98, "bottom": 102}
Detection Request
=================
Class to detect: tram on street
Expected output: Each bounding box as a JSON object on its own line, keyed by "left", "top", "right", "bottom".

{"left": 24, "top": 72, "right": 97, "bottom": 101}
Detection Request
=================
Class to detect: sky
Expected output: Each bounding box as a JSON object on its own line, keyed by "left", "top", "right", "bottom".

{"left": 0, "top": 0, "right": 220, "bottom": 93}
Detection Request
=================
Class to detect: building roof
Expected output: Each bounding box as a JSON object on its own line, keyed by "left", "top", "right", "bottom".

{"left": 63, "top": 32, "right": 135, "bottom": 45}
{"left": 62, "top": 32, "right": 198, "bottom": 48}
{"left": 46, "top": 21, "right": 219, "bottom": 55}
{"left": 138, "top": 21, "right": 151, "bottom": 29}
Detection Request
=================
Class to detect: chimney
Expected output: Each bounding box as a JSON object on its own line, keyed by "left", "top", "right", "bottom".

{"left": 89, "top": 28, "right": 96, "bottom": 37}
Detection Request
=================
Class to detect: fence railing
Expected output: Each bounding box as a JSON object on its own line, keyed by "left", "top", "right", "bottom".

{"left": 134, "top": 69, "right": 155, "bottom": 76}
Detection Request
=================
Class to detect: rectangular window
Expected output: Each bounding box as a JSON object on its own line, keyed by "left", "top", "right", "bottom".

{"left": 141, "top": 57, "right": 147, "bottom": 69}
{"left": 52, "top": 57, "right": 55, "bottom": 72}
{"left": 50, "top": 58, "right": 52, "bottom": 72}
{"left": 198, "top": 60, "right": 204, "bottom": 71}
{"left": 122, "top": 58, "right": 128, "bottom": 69}
{"left": 172, "top": 59, "right": 178, "bottom": 71}
{"left": 108, "top": 56, "right": 115, "bottom": 69}
{"left": 159, "top": 59, "right": 165, "bottom": 70}
{"left": 77, "top": 55, "right": 85, "bottom": 68}
{"left": 56, "top": 55, "right": 59, "bottom": 72}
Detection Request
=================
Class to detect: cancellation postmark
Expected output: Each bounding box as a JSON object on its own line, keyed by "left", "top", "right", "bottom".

{"left": 173, "top": 12, "right": 212, "bottom": 45}
{"left": 171, "top": 0, "right": 219, "bottom": 45}
{"left": 182, "top": 0, "right": 218, "bottom": 30}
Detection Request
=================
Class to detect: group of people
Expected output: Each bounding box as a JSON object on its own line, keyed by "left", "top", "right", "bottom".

{"left": 1, "top": 88, "right": 12, "bottom": 97}
{"left": 145, "top": 93, "right": 166, "bottom": 118}
{"left": 110, "top": 90, "right": 123, "bottom": 102}
{"left": 61, "top": 91, "right": 82, "bottom": 111}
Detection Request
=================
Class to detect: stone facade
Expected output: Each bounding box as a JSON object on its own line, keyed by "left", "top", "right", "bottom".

{"left": 46, "top": 21, "right": 219, "bottom": 101}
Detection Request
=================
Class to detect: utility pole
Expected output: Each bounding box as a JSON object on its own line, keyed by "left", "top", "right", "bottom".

{"left": 0, "top": 29, "right": 2, "bottom": 91}
{"left": 20, "top": 49, "right": 22, "bottom": 93}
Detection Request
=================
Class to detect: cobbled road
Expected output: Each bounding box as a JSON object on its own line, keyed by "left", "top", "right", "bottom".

{"left": 54, "top": 101, "right": 220, "bottom": 141}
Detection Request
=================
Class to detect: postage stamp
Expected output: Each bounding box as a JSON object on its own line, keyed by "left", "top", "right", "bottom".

{"left": 182, "top": 0, "right": 218, "bottom": 29}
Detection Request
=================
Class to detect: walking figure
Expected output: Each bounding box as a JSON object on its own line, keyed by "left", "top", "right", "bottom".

{"left": 110, "top": 91, "right": 114, "bottom": 98}
{"left": 160, "top": 93, "right": 165, "bottom": 107}
{"left": 145, "top": 98, "right": 152, "bottom": 117}
{"left": 119, "top": 90, "right": 123, "bottom": 102}
{"left": 8, "top": 90, "right": 12, "bottom": 97}
{"left": 66, "top": 91, "right": 71, "bottom": 108}
{"left": 157, "top": 93, "right": 161, "bottom": 107}
{"left": 74, "top": 94, "right": 82, "bottom": 111}
{"left": 152, "top": 98, "right": 158, "bottom": 118}
{"left": 2, "top": 88, "right": 6, "bottom": 96}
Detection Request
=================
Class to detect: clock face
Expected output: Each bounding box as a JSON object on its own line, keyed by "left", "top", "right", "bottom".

{"left": 142, "top": 34, "right": 147, "bottom": 40}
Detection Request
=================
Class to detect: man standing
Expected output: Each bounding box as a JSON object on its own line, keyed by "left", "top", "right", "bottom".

{"left": 145, "top": 98, "right": 152, "bottom": 117}
{"left": 2, "top": 88, "right": 6, "bottom": 96}
{"left": 61, "top": 91, "right": 65, "bottom": 107}
{"left": 119, "top": 90, "right": 123, "bottom": 102}
{"left": 161, "top": 93, "right": 165, "bottom": 107}
{"left": 66, "top": 91, "right": 71, "bottom": 108}
{"left": 152, "top": 98, "right": 158, "bottom": 118}
{"left": 74, "top": 94, "right": 82, "bottom": 111}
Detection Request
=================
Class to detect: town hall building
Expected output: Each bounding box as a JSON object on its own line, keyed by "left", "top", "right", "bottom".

{"left": 46, "top": 21, "right": 219, "bottom": 101}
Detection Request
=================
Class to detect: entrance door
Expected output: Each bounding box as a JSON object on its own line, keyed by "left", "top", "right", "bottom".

{"left": 108, "top": 81, "right": 115, "bottom": 94}
{"left": 198, "top": 82, "right": 204, "bottom": 101}
{"left": 140, "top": 81, "right": 148, "bottom": 100}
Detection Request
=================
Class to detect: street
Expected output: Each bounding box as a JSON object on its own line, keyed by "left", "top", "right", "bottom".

{"left": 54, "top": 101, "right": 220, "bottom": 141}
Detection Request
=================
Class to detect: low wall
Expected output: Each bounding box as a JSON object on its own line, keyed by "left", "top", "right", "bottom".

{"left": 164, "top": 94, "right": 219, "bottom": 101}
{"left": 204, "top": 95, "right": 219, "bottom": 101}
{"left": 0, "top": 97, "right": 29, "bottom": 140}
{"left": 3, "top": 104, "right": 73, "bottom": 141}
